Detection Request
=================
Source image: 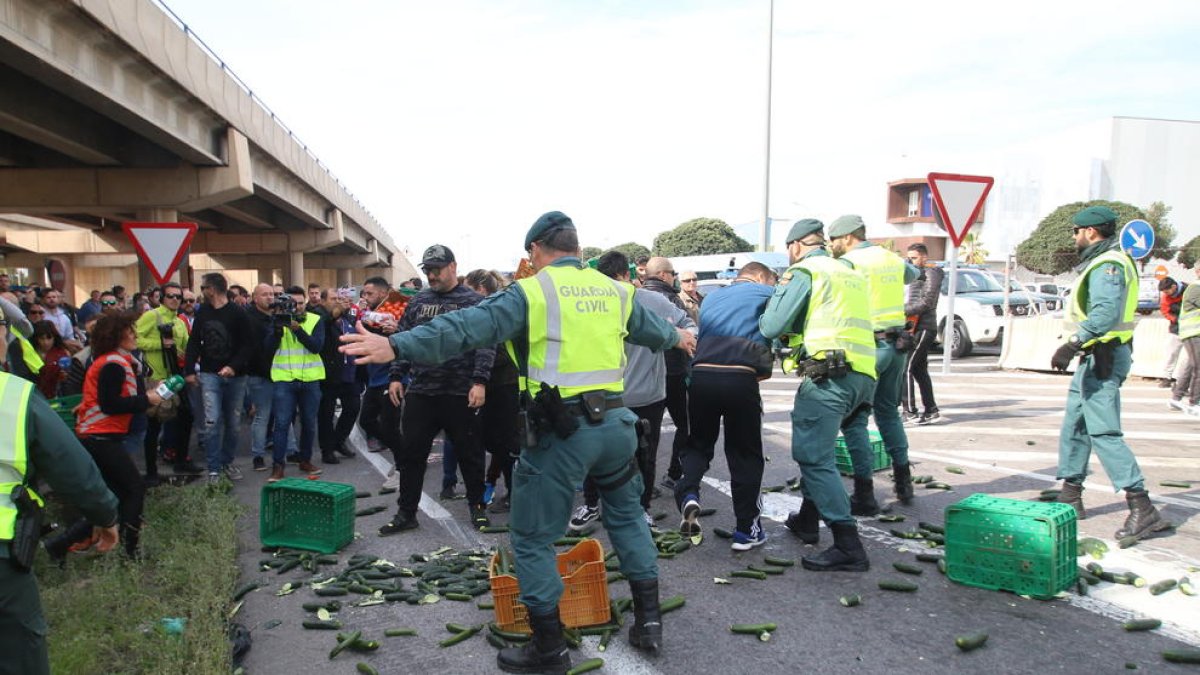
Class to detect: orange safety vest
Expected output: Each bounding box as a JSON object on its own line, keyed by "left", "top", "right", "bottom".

{"left": 76, "top": 352, "right": 138, "bottom": 436}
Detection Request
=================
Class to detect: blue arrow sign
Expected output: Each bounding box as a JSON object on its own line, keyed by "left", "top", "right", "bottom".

{"left": 1120, "top": 219, "right": 1155, "bottom": 260}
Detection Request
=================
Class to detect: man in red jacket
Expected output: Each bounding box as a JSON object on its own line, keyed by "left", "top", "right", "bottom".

{"left": 1159, "top": 277, "right": 1186, "bottom": 387}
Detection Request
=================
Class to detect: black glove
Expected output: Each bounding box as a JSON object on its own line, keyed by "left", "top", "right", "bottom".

{"left": 1050, "top": 341, "right": 1081, "bottom": 372}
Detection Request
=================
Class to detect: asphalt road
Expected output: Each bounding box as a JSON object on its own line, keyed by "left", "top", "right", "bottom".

{"left": 229, "top": 349, "right": 1200, "bottom": 674}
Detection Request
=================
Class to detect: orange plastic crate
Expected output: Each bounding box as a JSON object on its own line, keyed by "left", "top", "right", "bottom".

{"left": 490, "top": 539, "right": 611, "bottom": 633}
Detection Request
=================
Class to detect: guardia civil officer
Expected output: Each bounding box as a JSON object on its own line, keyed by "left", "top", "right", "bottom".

{"left": 1052, "top": 206, "right": 1168, "bottom": 541}
{"left": 758, "top": 218, "right": 876, "bottom": 572}
{"left": 827, "top": 215, "right": 919, "bottom": 513}
{"left": 341, "top": 212, "right": 696, "bottom": 674}
{"left": 0, "top": 304, "right": 120, "bottom": 675}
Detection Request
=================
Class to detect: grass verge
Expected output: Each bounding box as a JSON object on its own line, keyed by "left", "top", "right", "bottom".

{"left": 36, "top": 482, "right": 242, "bottom": 674}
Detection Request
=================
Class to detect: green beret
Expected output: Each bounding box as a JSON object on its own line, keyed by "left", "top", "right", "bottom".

{"left": 786, "top": 218, "right": 824, "bottom": 244}
{"left": 525, "top": 211, "right": 576, "bottom": 250}
{"left": 1071, "top": 206, "right": 1118, "bottom": 228}
{"left": 828, "top": 214, "right": 866, "bottom": 239}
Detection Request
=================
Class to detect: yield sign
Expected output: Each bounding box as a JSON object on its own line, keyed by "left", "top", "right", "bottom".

{"left": 122, "top": 222, "right": 198, "bottom": 285}
{"left": 927, "top": 173, "right": 994, "bottom": 247}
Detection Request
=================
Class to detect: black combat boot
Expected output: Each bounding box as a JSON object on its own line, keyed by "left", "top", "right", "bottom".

{"left": 801, "top": 521, "right": 870, "bottom": 572}
{"left": 321, "top": 450, "right": 341, "bottom": 465}
{"left": 497, "top": 608, "right": 571, "bottom": 674}
{"left": 784, "top": 498, "right": 820, "bottom": 545}
{"left": 627, "top": 578, "right": 663, "bottom": 654}
{"left": 1114, "top": 489, "right": 1169, "bottom": 541}
{"left": 892, "top": 462, "right": 914, "bottom": 504}
{"left": 849, "top": 477, "right": 880, "bottom": 517}
{"left": 1056, "top": 481, "right": 1086, "bottom": 519}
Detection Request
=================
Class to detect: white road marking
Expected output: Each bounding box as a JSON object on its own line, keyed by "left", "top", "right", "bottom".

{"left": 701, "top": 476, "right": 1200, "bottom": 644}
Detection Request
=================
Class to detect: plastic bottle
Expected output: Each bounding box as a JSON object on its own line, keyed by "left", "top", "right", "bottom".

{"left": 155, "top": 374, "right": 186, "bottom": 400}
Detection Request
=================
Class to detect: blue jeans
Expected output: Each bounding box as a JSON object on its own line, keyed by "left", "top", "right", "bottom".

{"left": 245, "top": 376, "right": 275, "bottom": 460}
{"left": 272, "top": 380, "right": 320, "bottom": 466}
{"left": 197, "top": 372, "right": 248, "bottom": 473}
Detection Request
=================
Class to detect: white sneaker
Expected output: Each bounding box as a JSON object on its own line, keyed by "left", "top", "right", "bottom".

{"left": 1169, "top": 398, "right": 1188, "bottom": 412}
{"left": 380, "top": 468, "right": 399, "bottom": 494}
{"left": 569, "top": 504, "right": 600, "bottom": 529}
{"left": 1188, "top": 404, "right": 1200, "bottom": 417}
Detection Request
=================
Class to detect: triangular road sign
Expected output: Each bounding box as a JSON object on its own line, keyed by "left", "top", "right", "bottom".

{"left": 122, "top": 222, "right": 198, "bottom": 286}
{"left": 927, "top": 173, "right": 994, "bottom": 247}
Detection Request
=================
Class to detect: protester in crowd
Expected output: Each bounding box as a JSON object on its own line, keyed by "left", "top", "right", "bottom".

{"left": 678, "top": 270, "right": 702, "bottom": 324}
{"left": 356, "top": 276, "right": 404, "bottom": 492}
{"left": 75, "top": 311, "right": 162, "bottom": 557}
{"left": 31, "top": 320, "right": 70, "bottom": 399}
{"left": 0, "top": 271, "right": 9, "bottom": 293}
{"left": 642, "top": 257, "right": 691, "bottom": 493}
{"left": 229, "top": 285, "right": 251, "bottom": 308}
{"left": 902, "top": 243, "right": 942, "bottom": 425}
{"left": 674, "top": 262, "right": 776, "bottom": 546}
{"left": 146, "top": 287, "right": 161, "bottom": 310}
{"left": 378, "top": 245, "right": 494, "bottom": 535}
{"left": 0, "top": 304, "right": 119, "bottom": 674}
{"left": 184, "top": 272, "right": 251, "bottom": 486}
{"left": 307, "top": 283, "right": 322, "bottom": 307}
{"left": 76, "top": 290, "right": 103, "bottom": 325}
{"left": 265, "top": 285, "right": 326, "bottom": 482}
{"left": 134, "top": 282, "right": 197, "bottom": 482}
{"left": 178, "top": 288, "right": 197, "bottom": 331}
{"left": 40, "top": 290, "right": 80, "bottom": 349}
{"left": 316, "top": 288, "right": 360, "bottom": 463}
{"left": 634, "top": 255, "right": 650, "bottom": 288}
{"left": 111, "top": 285, "right": 127, "bottom": 309}
{"left": 63, "top": 315, "right": 101, "bottom": 397}
{"left": 1160, "top": 276, "right": 1187, "bottom": 388}
{"left": 0, "top": 297, "right": 40, "bottom": 383}
{"left": 1169, "top": 272, "right": 1200, "bottom": 415}
{"left": 244, "top": 284, "right": 277, "bottom": 471}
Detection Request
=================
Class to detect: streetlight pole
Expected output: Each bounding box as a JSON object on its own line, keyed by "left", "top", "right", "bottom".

{"left": 759, "top": 0, "right": 774, "bottom": 252}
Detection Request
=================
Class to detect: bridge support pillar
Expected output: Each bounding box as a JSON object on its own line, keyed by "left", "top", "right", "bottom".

{"left": 285, "top": 251, "right": 305, "bottom": 286}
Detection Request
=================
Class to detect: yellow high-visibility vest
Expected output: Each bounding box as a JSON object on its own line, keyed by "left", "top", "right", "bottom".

{"left": 1064, "top": 249, "right": 1137, "bottom": 348}
{"left": 270, "top": 313, "right": 326, "bottom": 382}
{"left": 510, "top": 265, "right": 633, "bottom": 398}
{"left": 1177, "top": 288, "right": 1200, "bottom": 340}
{"left": 0, "top": 373, "right": 42, "bottom": 542}
{"left": 782, "top": 255, "right": 877, "bottom": 380}
{"left": 842, "top": 244, "right": 907, "bottom": 331}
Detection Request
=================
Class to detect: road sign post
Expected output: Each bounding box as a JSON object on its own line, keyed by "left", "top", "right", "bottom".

{"left": 121, "top": 222, "right": 198, "bottom": 286}
{"left": 927, "top": 173, "right": 994, "bottom": 374}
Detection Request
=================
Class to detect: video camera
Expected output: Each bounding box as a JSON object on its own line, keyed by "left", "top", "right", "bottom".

{"left": 268, "top": 294, "right": 301, "bottom": 324}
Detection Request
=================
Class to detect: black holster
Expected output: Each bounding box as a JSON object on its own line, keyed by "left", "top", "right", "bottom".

{"left": 1090, "top": 340, "right": 1116, "bottom": 380}
{"left": 530, "top": 386, "right": 579, "bottom": 440}
{"left": 891, "top": 330, "right": 914, "bottom": 353}
{"left": 9, "top": 485, "right": 44, "bottom": 572}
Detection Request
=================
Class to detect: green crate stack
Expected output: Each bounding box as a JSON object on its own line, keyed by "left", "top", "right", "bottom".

{"left": 49, "top": 394, "right": 82, "bottom": 428}
{"left": 944, "top": 493, "right": 1077, "bottom": 599}
{"left": 834, "top": 430, "right": 888, "bottom": 476}
{"left": 260, "top": 478, "right": 356, "bottom": 553}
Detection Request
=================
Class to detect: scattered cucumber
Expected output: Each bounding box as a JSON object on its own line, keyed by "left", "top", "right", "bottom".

{"left": 303, "top": 620, "right": 343, "bottom": 630}
{"left": 764, "top": 556, "right": 795, "bottom": 567}
{"left": 1158, "top": 480, "right": 1192, "bottom": 489}
{"left": 945, "top": 466, "right": 965, "bottom": 475}
{"left": 1163, "top": 649, "right": 1200, "bottom": 664}
{"left": 730, "top": 570, "right": 768, "bottom": 580}
{"left": 566, "top": 658, "right": 605, "bottom": 675}
{"left": 839, "top": 594, "right": 862, "bottom": 607}
{"left": 879, "top": 579, "right": 918, "bottom": 592}
{"left": 713, "top": 527, "right": 734, "bottom": 539}
{"left": 1149, "top": 579, "right": 1177, "bottom": 596}
{"left": 329, "top": 630, "right": 362, "bottom": 660}
{"left": 1179, "top": 577, "right": 1196, "bottom": 596}
{"left": 893, "top": 562, "right": 924, "bottom": 576}
{"left": 1123, "top": 618, "right": 1162, "bottom": 632}
{"left": 660, "top": 594, "right": 686, "bottom": 613}
{"left": 731, "top": 623, "right": 778, "bottom": 634}
{"left": 356, "top": 664, "right": 379, "bottom": 675}
{"left": 384, "top": 628, "right": 416, "bottom": 637}
{"left": 955, "top": 632, "right": 989, "bottom": 652}
{"left": 439, "top": 624, "right": 482, "bottom": 647}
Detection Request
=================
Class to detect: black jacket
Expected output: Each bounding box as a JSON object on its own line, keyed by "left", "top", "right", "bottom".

{"left": 904, "top": 265, "right": 943, "bottom": 333}
{"left": 390, "top": 284, "right": 494, "bottom": 396}
{"left": 641, "top": 278, "right": 689, "bottom": 376}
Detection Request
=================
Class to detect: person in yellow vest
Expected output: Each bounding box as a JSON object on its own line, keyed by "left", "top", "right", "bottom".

{"left": 0, "top": 303, "right": 119, "bottom": 675}
{"left": 264, "top": 286, "right": 326, "bottom": 483}
{"left": 1052, "top": 205, "right": 1168, "bottom": 542}
{"left": 1169, "top": 272, "right": 1200, "bottom": 415}
{"left": 134, "top": 282, "right": 196, "bottom": 483}
{"left": 340, "top": 211, "right": 695, "bottom": 674}
{"left": 759, "top": 218, "right": 877, "bottom": 572}
{"left": 0, "top": 294, "right": 43, "bottom": 383}
{"left": 828, "top": 215, "right": 921, "bottom": 514}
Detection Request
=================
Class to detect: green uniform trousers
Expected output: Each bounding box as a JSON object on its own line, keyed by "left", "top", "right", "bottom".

{"left": 0, "top": 561, "right": 49, "bottom": 675}
{"left": 1058, "top": 343, "right": 1145, "bottom": 492}
{"left": 791, "top": 370, "right": 876, "bottom": 525}
{"left": 510, "top": 407, "right": 657, "bottom": 614}
{"left": 844, "top": 339, "right": 909, "bottom": 476}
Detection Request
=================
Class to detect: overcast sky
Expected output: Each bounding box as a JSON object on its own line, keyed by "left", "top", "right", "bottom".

{"left": 166, "top": 0, "right": 1200, "bottom": 271}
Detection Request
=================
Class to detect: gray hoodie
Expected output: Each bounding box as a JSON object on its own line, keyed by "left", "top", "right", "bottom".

{"left": 623, "top": 288, "right": 696, "bottom": 408}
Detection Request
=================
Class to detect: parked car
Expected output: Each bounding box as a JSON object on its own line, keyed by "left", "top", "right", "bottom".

{"left": 1136, "top": 276, "right": 1158, "bottom": 315}
{"left": 996, "top": 274, "right": 1063, "bottom": 311}
{"left": 935, "top": 267, "right": 1041, "bottom": 358}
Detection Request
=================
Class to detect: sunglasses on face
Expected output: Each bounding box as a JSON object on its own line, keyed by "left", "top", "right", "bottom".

{"left": 28, "top": 310, "right": 44, "bottom": 315}
{"left": 164, "top": 293, "right": 182, "bottom": 300}
{"left": 101, "top": 300, "right": 117, "bottom": 306}
{"left": 183, "top": 299, "right": 195, "bottom": 304}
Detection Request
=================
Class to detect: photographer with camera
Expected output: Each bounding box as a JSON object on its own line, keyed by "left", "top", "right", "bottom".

{"left": 134, "top": 282, "right": 199, "bottom": 484}
{"left": 264, "top": 286, "right": 326, "bottom": 482}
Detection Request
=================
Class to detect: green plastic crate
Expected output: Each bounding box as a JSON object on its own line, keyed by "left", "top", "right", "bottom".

{"left": 834, "top": 430, "right": 888, "bottom": 476}
{"left": 48, "top": 394, "right": 82, "bottom": 428}
{"left": 260, "top": 478, "right": 356, "bottom": 553}
{"left": 944, "top": 493, "right": 1077, "bottom": 599}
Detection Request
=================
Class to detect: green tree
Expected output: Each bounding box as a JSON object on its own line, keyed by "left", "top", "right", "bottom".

{"left": 651, "top": 217, "right": 754, "bottom": 257}
{"left": 1177, "top": 234, "right": 1200, "bottom": 269}
{"left": 1015, "top": 200, "right": 1146, "bottom": 275}
{"left": 580, "top": 246, "right": 603, "bottom": 260}
{"left": 607, "top": 242, "right": 651, "bottom": 262}
{"left": 958, "top": 232, "right": 989, "bottom": 264}
{"left": 1144, "top": 200, "right": 1177, "bottom": 263}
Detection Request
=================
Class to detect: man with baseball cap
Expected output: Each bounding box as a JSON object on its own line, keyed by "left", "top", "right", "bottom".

{"left": 1052, "top": 205, "right": 1169, "bottom": 542}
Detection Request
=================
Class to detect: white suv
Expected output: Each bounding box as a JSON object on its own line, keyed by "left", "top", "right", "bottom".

{"left": 936, "top": 267, "right": 1042, "bottom": 358}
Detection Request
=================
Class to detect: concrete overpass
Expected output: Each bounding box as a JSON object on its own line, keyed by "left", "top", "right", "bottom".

{"left": 0, "top": 0, "right": 417, "bottom": 300}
